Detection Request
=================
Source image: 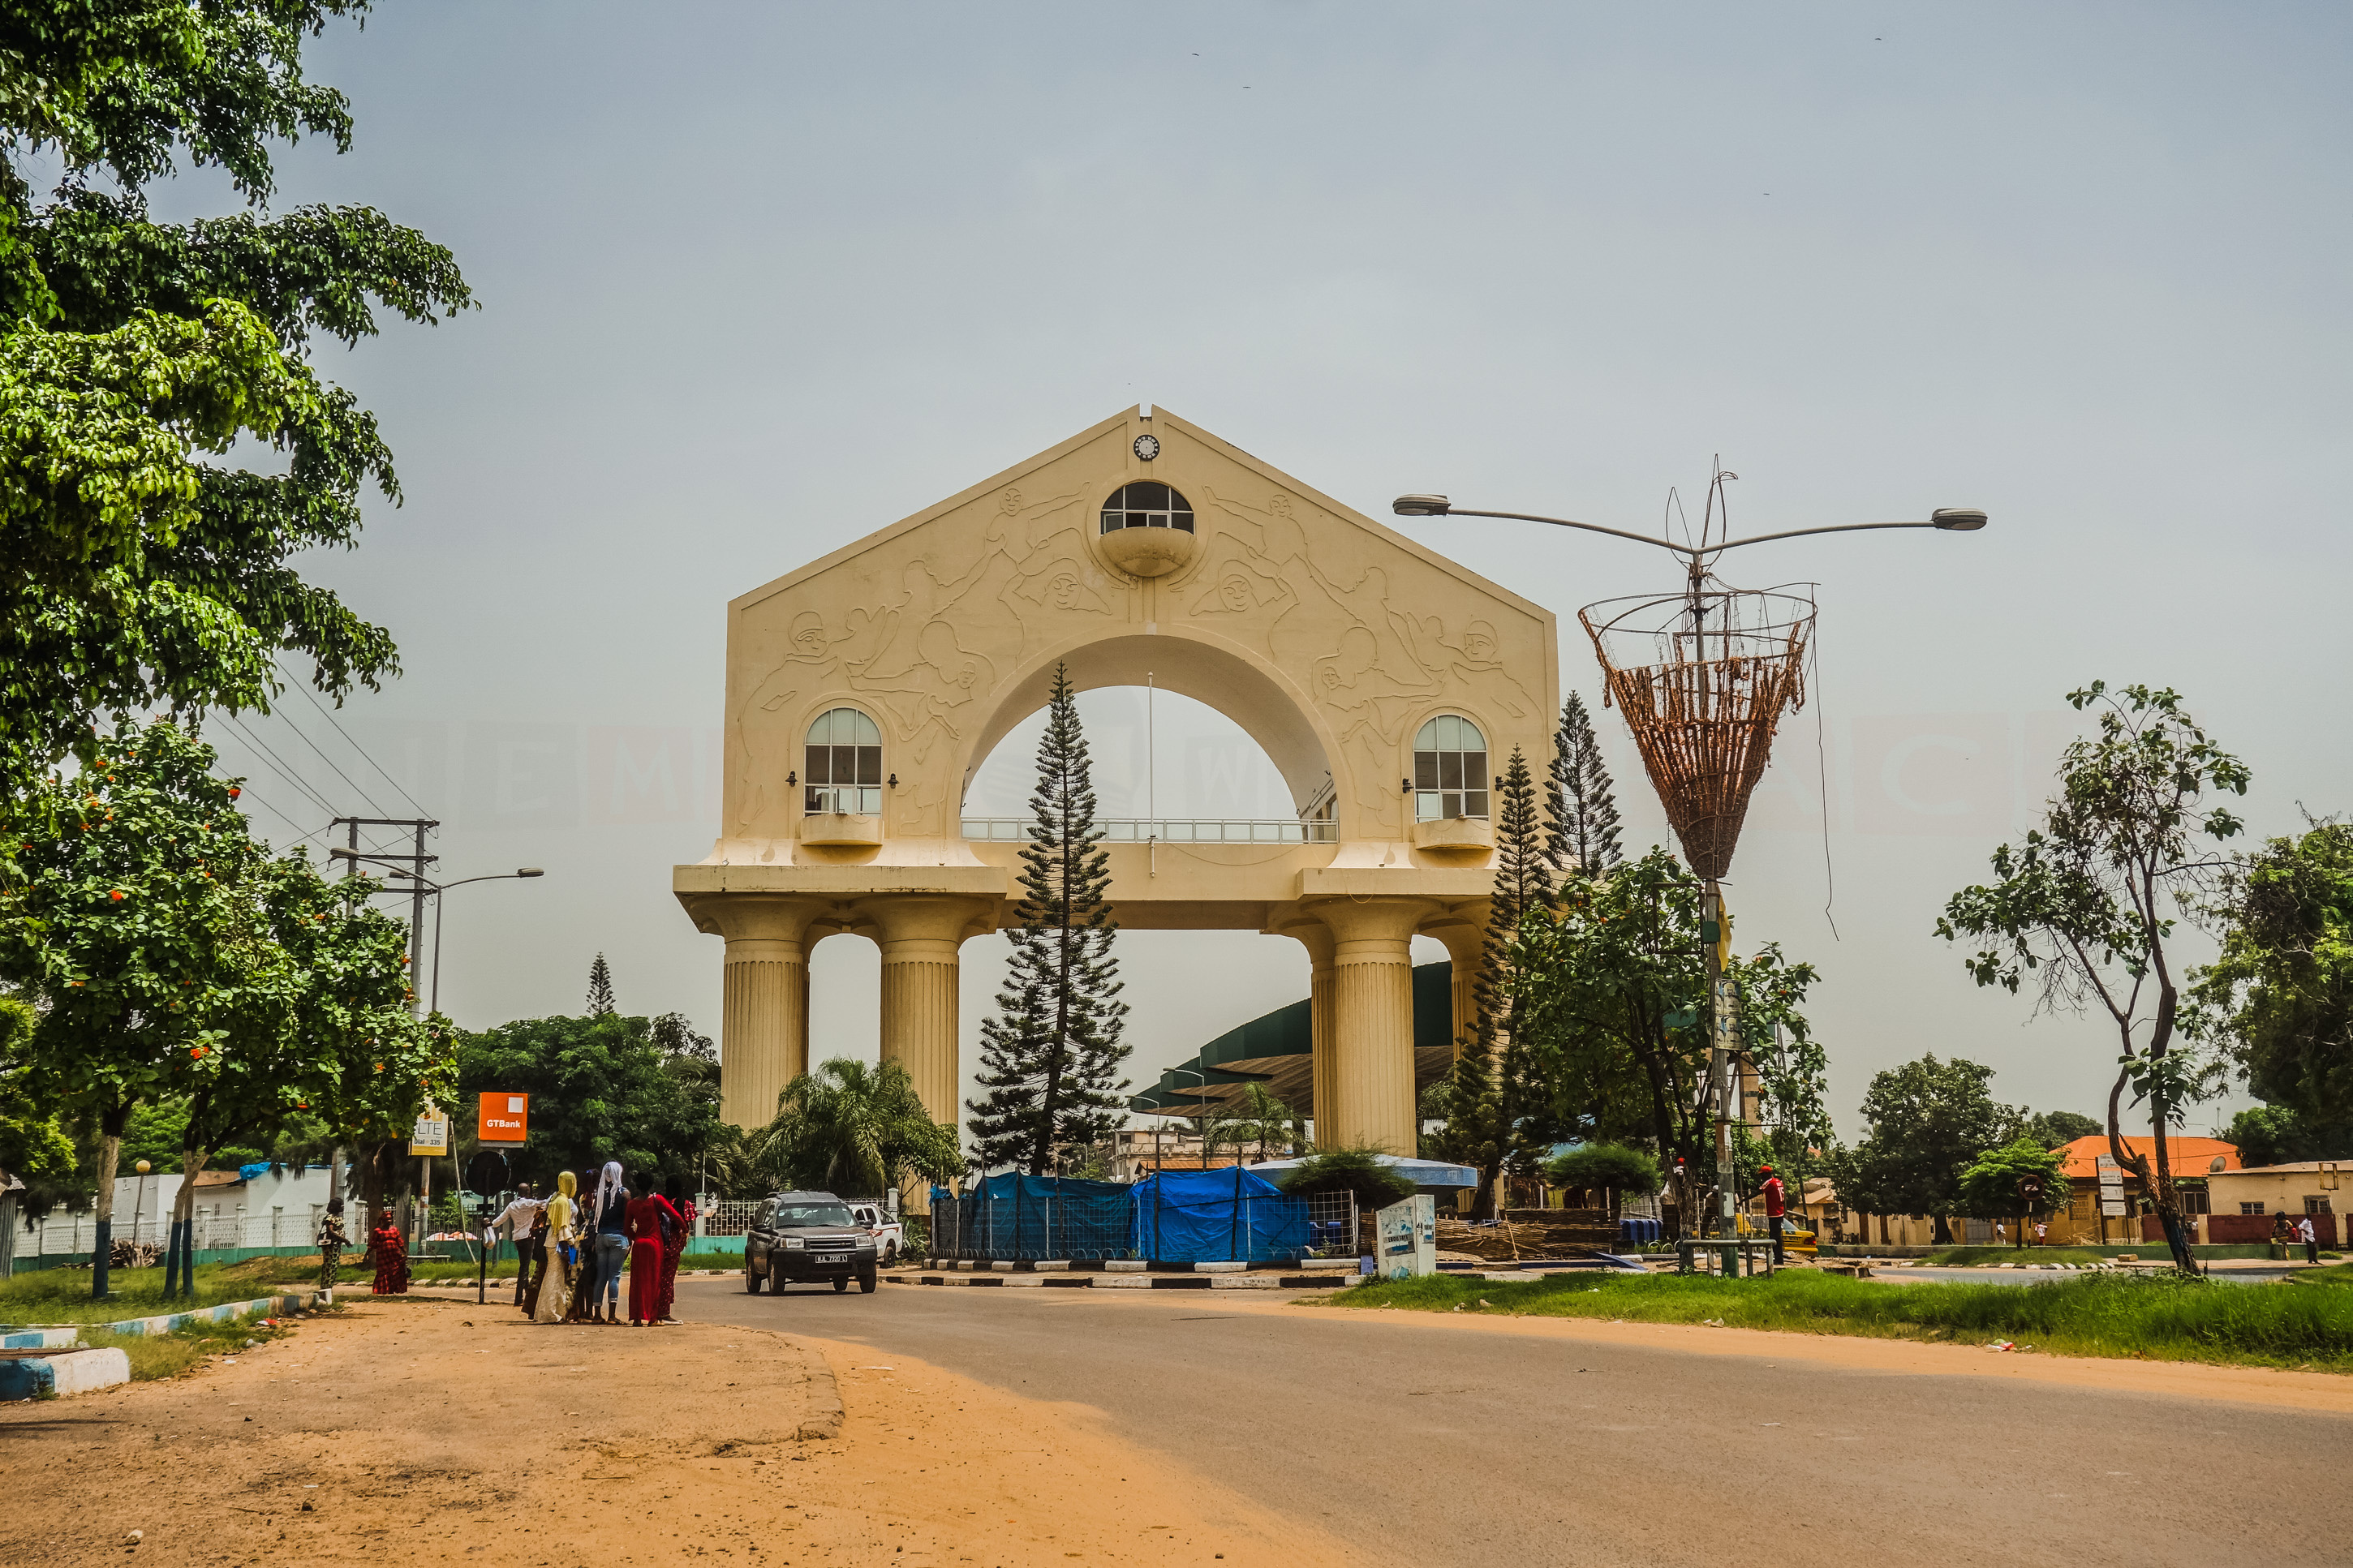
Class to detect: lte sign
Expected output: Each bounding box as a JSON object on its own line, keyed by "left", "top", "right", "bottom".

{"left": 478, "top": 1093, "right": 530, "bottom": 1146}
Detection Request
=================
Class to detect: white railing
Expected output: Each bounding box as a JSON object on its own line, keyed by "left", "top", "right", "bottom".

{"left": 17, "top": 1205, "right": 338, "bottom": 1257}
{"left": 962, "top": 817, "right": 1336, "bottom": 844}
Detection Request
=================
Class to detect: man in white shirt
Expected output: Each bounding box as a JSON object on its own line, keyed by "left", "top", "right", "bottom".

{"left": 2299, "top": 1214, "right": 2320, "bottom": 1265}
{"left": 488, "top": 1185, "right": 544, "bottom": 1306}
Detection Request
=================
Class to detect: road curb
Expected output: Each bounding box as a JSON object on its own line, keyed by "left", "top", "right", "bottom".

{"left": 891, "top": 1271, "right": 1349, "bottom": 1291}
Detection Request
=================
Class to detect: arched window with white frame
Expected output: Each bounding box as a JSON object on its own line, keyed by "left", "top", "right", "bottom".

{"left": 805, "top": 707, "right": 882, "bottom": 815}
{"left": 1412, "top": 715, "right": 1489, "bottom": 822}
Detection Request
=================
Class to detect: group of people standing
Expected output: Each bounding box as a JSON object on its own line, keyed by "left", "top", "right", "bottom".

{"left": 488, "top": 1162, "right": 696, "bottom": 1326}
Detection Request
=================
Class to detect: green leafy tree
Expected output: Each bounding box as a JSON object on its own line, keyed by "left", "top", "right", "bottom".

{"left": 2215, "top": 1104, "right": 2353, "bottom": 1168}
{"left": 1542, "top": 1142, "right": 1660, "bottom": 1218}
{"left": 2022, "top": 1110, "right": 2105, "bottom": 1149}
{"left": 1955, "top": 1138, "right": 2074, "bottom": 1247}
{"left": 1938, "top": 681, "right": 2248, "bottom": 1271}
{"left": 0, "top": 994, "right": 75, "bottom": 1189}
{"left": 1824, "top": 1055, "right": 2021, "bottom": 1246}
{"left": 1428, "top": 748, "right": 1558, "bottom": 1216}
{"left": 585, "top": 952, "right": 617, "bottom": 1017}
{"left": 0, "top": 719, "right": 265, "bottom": 1289}
{"left": 2189, "top": 821, "right": 2353, "bottom": 1126}
{"left": 1546, "top": 692, "right": 1623, "bottom": 875}
{"left": 966, "top": 664, "right": 1131, "bottom": 1174}
{"left": 0, "top": 1, "right": 470, "bottom": 787}
{"left": 743, "top": 1058, "right": 961, "bottom": 1198}
{"left": 1217, "top": 1082, "right": 1306, "bottom": 1163}
{"left": 456, "top": 1012, "right": 723, "bottom": 1195}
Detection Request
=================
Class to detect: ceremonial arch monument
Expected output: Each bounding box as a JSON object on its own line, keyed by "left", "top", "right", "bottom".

{"left": 674, "top": 407, "right": 1557, "bottom": 1175}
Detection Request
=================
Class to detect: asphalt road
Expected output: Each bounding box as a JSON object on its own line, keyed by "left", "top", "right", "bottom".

{"left": 682, "top": 1278, "right": 2350, "bottom": 1568}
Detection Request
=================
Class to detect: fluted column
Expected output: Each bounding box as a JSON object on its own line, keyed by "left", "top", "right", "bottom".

{"left": 1275, "top": 920, "right": 1337, "bottom": 1137}
{"left": 706, "top": 896, "right": 831, "bottom": 1131}
{"left": 858, "top": 895, "right": 996, "bottom": 1214}
{"left": 1306, "top": 897, "right": 1438, "bottom": 1155}
{"left": 1426, "top": 903, "right": 1489, "bottom": 1065}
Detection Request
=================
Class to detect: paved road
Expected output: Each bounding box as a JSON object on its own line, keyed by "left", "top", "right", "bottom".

{"left": 682, "top": 1278, "right": 2350, "bottom": 1566}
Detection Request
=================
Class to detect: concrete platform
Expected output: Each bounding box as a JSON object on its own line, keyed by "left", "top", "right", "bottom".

{"left": 0, "top": 1347, "right": 131, "bottom": 1399}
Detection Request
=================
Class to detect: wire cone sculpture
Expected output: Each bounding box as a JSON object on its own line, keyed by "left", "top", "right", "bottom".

{"left": 1579, "top": 582, "right": 1816, "bottom": 882}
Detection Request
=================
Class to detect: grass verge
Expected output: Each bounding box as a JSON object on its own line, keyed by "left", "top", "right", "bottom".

{"left": 1322, "top": 1267, "right": 2353, "bottom": 1372}
{"left": 76, "top": 1304, "right": 318, "bottom": 1381}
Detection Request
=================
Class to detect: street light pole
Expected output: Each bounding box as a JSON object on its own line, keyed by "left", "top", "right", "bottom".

{"left": 1395, "top": 479, "right": 1987, "bottom": 1258}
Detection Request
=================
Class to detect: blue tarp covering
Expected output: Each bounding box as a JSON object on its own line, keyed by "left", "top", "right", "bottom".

{"left": 1129, "top": 1166, "right": 1310, "bottom": 1263}
{"left": 928, "top": 1173, "right": 1131, "bottom": 1261}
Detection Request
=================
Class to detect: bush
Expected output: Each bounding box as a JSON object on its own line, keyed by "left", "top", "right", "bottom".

{"left": 1542, "top": 1143, "right": 1661, "bottom": 1209}
{"left": 1276, "top": 1146, "right": 1416, "bottom": 1209}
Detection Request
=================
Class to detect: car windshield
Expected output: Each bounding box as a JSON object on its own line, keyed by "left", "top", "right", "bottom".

{"left": 775, "top": 1202, "right": 855, "bottom": 1229}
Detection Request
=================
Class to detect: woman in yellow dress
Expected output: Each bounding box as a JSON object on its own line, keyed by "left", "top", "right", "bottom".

{"left": 533, "top": 1171, "right": 579, "bottom": 1324}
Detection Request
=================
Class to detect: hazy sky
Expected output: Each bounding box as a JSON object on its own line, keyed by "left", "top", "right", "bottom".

{"left": 154, "top": 3, "right": 2351, "bottom": 1139}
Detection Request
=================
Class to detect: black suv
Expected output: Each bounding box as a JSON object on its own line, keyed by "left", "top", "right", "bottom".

{"left": 745, "top": 1191, "right": 879, "bottom": 1295}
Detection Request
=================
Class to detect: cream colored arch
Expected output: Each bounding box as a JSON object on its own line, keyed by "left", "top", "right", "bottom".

{"left": 951, "top": 625, "right": 1341, "bottom": 827}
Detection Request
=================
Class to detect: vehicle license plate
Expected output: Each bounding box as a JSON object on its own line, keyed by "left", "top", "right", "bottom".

{"left": 819, "top": 1254, "right": 846, "bottom": 1264}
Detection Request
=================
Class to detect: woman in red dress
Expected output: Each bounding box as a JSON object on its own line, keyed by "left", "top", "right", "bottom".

{"left": 367, "top": 1213, "right": 411, "bottom": 1295}
{"left": 624, "top": 1172, "right": 683, "bottom": 1326}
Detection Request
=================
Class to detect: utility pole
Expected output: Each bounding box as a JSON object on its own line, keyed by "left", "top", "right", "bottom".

{"left": 331, "top": 816, "right": 439, "bottom": 1258}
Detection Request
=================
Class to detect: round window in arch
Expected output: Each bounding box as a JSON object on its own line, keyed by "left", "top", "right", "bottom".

{"left": 1099, "top": 481, "right": 1194, "bottom": 535}
{"left": 1412, "top": 715, "right": 1489, "bottom": 822}
{"left": 805, "top": 707, "right": 882, "bottom": 815}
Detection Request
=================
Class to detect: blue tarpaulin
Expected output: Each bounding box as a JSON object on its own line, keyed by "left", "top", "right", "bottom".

{"left": 1129, "top": 1166, "right": 1309, "bottom": 1263}
{"left": 928, "top": 1173, "right": 1131, "bottom": 1261}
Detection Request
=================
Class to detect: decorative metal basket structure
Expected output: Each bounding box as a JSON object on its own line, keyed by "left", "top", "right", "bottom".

{"left": 1578, "top": 582, "right": 1816, "bottom": 882}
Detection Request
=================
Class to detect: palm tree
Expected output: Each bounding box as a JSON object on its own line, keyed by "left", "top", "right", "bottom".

{"left": 758, "top": 1059, "right": 961, "bottom": 1198}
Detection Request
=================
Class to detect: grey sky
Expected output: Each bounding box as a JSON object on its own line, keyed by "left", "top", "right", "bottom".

{"left": 164, "top": 3, "right": 2351, "bottom": 1138}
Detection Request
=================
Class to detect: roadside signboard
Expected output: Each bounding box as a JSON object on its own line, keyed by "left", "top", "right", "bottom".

{"left": 408, "top": 1109, "right": 450, "bottom": 1157}
{"left": 2101, "top": 1201, "right": 2128, "bottom": 1217}
{"left": 1376, "top": 1195, "right": 1436, "bottom": 1280}
{"left": 477, "top": 1092, "right": 530, "bottom": 1146}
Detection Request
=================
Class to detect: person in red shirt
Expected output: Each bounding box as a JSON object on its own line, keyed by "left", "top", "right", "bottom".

{"left": 1760, "top": 1165, "right": 1787, "bottom": 1264}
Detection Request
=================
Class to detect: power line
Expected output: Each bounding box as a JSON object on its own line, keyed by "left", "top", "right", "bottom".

{"left": 247, "top": 700, "right": 390, "bottom": 818}
{"left": 213, "top": 711, "right": 340, "bottom": 818}
{"left": 222, "top": 776, "right": 325, "bottom": 847}
{"left": 273, "top": 659, "right": 430, "bottom": 818}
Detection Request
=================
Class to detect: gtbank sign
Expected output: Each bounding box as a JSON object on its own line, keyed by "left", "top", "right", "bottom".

{"left": 478, "top": 1093, "right": 529, "bottom": 1145}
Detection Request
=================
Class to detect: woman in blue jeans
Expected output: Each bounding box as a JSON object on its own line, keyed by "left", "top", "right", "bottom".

{"left": 593, "top": 1162, "right": 631, "bottom": 1324}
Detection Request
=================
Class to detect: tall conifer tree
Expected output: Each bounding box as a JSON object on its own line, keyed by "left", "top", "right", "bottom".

{"left": 1546, "top": 692, "right": 1624, "bottom": 876}
{"left": 966, "top": 665, "right": 1132, "bottom": 1174}
{"left": 1433, "top": 747, "right": 1559, "bottom": 1217}
{"left": 585, "top": 953, "right": 617, "bottom": 1017}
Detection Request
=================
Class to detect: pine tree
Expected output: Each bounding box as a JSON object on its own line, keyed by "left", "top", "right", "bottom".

{"left": 1546, "top": 692, "right": 1624, "bottom": 876}
{"left": 586, "top": 953, "right": 617, "bottom": 1017}
{"left": 1435, "top": 747, "right": 1559, "bottom": 1218}
{"left": 966, "top": 664, "right": 1133, "bottom": 1175}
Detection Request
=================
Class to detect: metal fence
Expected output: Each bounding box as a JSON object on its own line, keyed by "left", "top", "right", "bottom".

{"left": 16, "top": 1205, "right": 341, "bottom": 1258}
{"left": 961, "top": 817, "right": 1339, "bottom": 844}
{"left": 929, "top": 1181, "right": 1132, "bottom": 1261}
{"left": 1301, "top": 1192, "right": 1360, "bottom": 1258}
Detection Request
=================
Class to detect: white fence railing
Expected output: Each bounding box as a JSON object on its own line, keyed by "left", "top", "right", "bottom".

{"left": 16, "top": 1205, "right": 353, "bottom": 1257}
{"left": 961, "top": 817, "right": 1337, "bottom": 844}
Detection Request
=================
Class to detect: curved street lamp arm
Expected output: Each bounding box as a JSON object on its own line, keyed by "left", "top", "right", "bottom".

{"left": 1435, "top": 507, "right": 1698, "bottom": 558}
{"left": 1711, "top": 519, "right": 1946, "bottom": 553}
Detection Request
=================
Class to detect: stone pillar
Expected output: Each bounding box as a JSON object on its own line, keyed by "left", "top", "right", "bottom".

{"left": 1426, "top": 901, "right": 1489, "bottom": 1064}
{"left": 857, "top": 895, "right": 996, "bottom": 1214}
{"left": 703, "top": 896, "right": 830, "bottom": 1132}
{"left": 1276, "top": 921, "right": 1337, "bottom": 1138}
{"left": 1307, "top": 897, "right": 1436, "bottom": 1155}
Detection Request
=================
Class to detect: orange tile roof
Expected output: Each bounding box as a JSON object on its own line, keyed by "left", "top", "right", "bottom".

{"left": 2056, "top": 1135, "right": 2237, "bottom": 1179}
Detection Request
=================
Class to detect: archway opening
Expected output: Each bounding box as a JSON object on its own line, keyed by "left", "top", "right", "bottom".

{"left": 961, "top": 686, "right": 1306, "bottom": 824}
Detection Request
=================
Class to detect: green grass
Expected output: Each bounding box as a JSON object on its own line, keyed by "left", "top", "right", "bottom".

{"left": 1320, "top": 1267, "right": 2353, "bottom": 1372}
{"left": 1919, "top": 1247, "right": 2113, "bottom": 1268}
{"left": 0, "top": 1257, "right": 342, "bottom": 1324}
{"left": 77, "top": 1307, "right": 313, "bottom": 1381}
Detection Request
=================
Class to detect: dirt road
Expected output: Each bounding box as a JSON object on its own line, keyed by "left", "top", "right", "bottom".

{"left": 0, "top": 1292, "right": 1355, "bottom": 1568}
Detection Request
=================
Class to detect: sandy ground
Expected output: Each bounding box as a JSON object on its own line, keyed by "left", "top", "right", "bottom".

{"left": 0, "top": 1291, "right": 1358, "bottom": 1568}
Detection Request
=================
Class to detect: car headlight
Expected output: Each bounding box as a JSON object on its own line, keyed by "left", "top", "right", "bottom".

{"left": 857, "top": 1239, "right": 876, "bottom": 1252}
{"left": 783, "top": 1237, "right": 805, "bottom": 1250}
